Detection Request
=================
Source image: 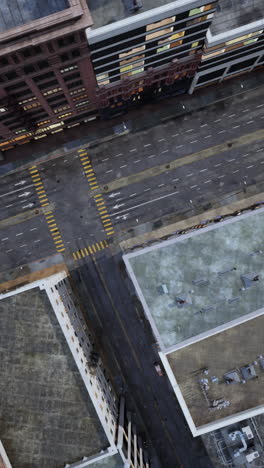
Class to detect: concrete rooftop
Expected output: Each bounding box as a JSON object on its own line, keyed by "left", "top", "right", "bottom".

{"left": 0, "top": 288, "right": 108, "bottom": 468}
{"left": 210, "top": 0, "right": 264, "bottom": 36}
{"left": 124, "top": 208, "right": 264, "bottom": 349}
{"left": 0, "top": 0, "right": 69, "bottom": 32}
{"left": 167, "top": 314, "right": 264, "bottom": 427}
{"left": 88, "top": 0, "right": 174, "bottom": 29}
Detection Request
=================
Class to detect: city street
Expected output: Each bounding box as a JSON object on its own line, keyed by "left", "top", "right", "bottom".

{"left": 0, "top": 87, "right": 263, "bottom": 272}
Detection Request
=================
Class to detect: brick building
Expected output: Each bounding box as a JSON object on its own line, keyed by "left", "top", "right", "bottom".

{"left": 0, "top": 0, "right": 263, "bottom": 152}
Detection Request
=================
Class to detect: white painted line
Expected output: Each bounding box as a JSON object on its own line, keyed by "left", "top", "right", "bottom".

{"left": 176, "top": 145, "right": 183, "bottom": 149}
{"left": 34, "top": 239, "right": 41, "bottom": 243}
{"left": 257, "top": 104, "right": 264, "bottom": 108}
{"left": 6, "top": 249, "right": 13, "bottom": 253}
{"left": 200, "top": 169, "right": 208, "bottom": 172}
{"left": 171, "top": 134, "right": 179, "bottom": 137}
{"left": 214, "top": 163, "right": 222, "bottom": 167}
{"left": 148, "top": 155, "right": 156, "bottom": 158}
{"left": 228, "top": 114, "right": 236, "bottom": 118}
{"left": 64, "top": 159, "right": 68, "bottom": 162}
{"left": 242, "top": 154, "right": 249, "bottom": 158}
{"left": 190, "top": 185, "right": 197, "bottom": 188}
{"left": 172, "top": 178, "right": 179, "bottom": 182}
{"left": 232, "top": 170, "right": 239, "bottom": 173}
{"left": 185, "top": 129, "right": 193, "bottom": 133}
{"left": 1, "top": 238, "right": 8, "bottom": 241}
{"left": 106, "top": 170, "right": 113, "bottom": 173}
{"left": 256, "top": 149, "right": 263, "bottom": 152}
{"left": 218, "top": 130, "right": 226, "bottom": 134}
{"left": 232, "top": 125, "right": 240, "bottom": 129}
{"left": 200, "top": 124, "right": 208, "bottom": 127}
{"left": 30, "top": 228, "right": 37, "bottom": 231}
{"left": 218, "top": 175, "right": 225, "bottom": 179}
{"left": 242, "top": 109, "right": 249, "bottom": 112}
{"left": 246, "top": 121, "right": 254, "bottom": 124}
{"left": 186, "top": 173, "right": 193, "bottom": 177}
{"left": 130, "top": 149, "right": 137, "bottom": 152}
{"left": 129, "top": 193, "right": 137, "bottom": 197}
{"left": 144, "top": 188, "right": 151, "bottom": 192}
{"left": 190, "top": 140, "right": 198, "bottom": 144}
{"left": 204, "top": 180, "right": 212, "bottom": 184}
{"left": 158, "top": 138, "right": 165, "bottom": 142}
{"left": 134, "top": 159, "right": 141, "bottom": 163}
{"left": 20, "top": 244, "right": 27, "bottom": 248}
{"left": 246, "top": 165, "right": 254, "bottom": 169}
{"left": 0, "top": 184, "right": 34, "bottom": 198}
{"left": 227, "top": 158, "right": 235, "bottom": 162}
{"left": 261, "top": 116, "right": 264, "bottom": 119}
{"left": 115, "top": 153, "right": 123, "bottom": 157}
{"left": 144, "top": 144, "right": 151, "bottom": 147}
{"left": 102, "top": 158, "right": 109, "bottom": 162}
{"left": 16, "top": 233, "right": 23, "bottom": 236}
{"left": 120, "top": 165, "right": 127, "bottom": 168}
{"left": 158, "top": 184, "right": 165, "bottom": 187}
{"left": 162, "top": 150, "right": 169, "bottom": 154}
{"left": 5, "top": 204, "right": 13, "bottom": 208}
{"left": 204, "top": 135, "right": 212, "bottom": 139}
{"left": 214, "top": 119, "right": 221, "bottom": 123}
{"left": 110, "top": 190, "right": 180, "bottom": 216}
{"left": 260, "top": 161, "right": 264, "bottom": 164}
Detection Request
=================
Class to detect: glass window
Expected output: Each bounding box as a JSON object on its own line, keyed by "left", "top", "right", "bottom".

{"left": 170, "top": 30, "right": 185, "bottom": 47}
{"left": 203, "top": 48, "right": 225, "bottom": 60}
{"left": 191, "top": 41, "right": 199, "bottom": 48}
{"left": 189, "top": 7, "right": 203, "bottom": 16}
{"left": 157, "top": 44, "right": 170, "bottom": 53}
{"left": 226, "top": 30, "right": 263, "bottom": 45}
{"left": 146, "top": 27, "right": 173, "bottom": 41}
{"left": 146, "top": 16, "right": 175, "bottom": 32}
{"left": 96, "top": 73, "right": 109, "bottom": 85}
{"left": 119, "top": 45, "right": 145, "bottom": 59}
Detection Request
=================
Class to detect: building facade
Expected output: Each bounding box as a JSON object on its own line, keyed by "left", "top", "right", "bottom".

{"left": 0, "top": 0, "right": 263, "bottom": 151}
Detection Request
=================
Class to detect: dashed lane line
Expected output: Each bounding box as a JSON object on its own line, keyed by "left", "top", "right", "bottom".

{"left": 29, "top": 166, "right": 65, "bottom": 253}
{"left": 78, "top": 149, "right": 115, "bottom": 237}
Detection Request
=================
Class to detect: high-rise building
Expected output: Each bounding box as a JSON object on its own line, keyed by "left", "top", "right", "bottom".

{"left": 0, "top": 0, "right": 263, "bottom": 151}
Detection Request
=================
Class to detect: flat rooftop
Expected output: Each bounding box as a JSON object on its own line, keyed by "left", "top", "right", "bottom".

{"left": 0, "top": 0, "right": 69, "bottom": 32}
{"left": 0, "top": 288, "right": 108, "bottom": 467}
{"left": 167, "top": 314, "right": 264, "bottom": 427}
{"left": 124, "top": 208, "right": 264, "bottom": 350}
{"left": 88, "top": 0, "right": 174, "bottom": 29}
{"left": 210, "top": 0, "right": 264, "bottom": 36}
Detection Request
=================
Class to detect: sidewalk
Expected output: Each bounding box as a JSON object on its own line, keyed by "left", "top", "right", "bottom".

{"left": 0, "top": 67, "right": 263, "bottom": 176}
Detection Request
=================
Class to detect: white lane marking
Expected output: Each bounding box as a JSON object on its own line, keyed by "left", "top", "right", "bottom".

{"left": 20, "top": 244, "right": 27, "bottom": 248}
{"left": 256, "top": 148, "right": 263, "bottom": 152}
{"left": 64, "top": 159, "right": 68, "bottom": 162}
{"left": 242, "top": 109, "right": 249, "bottom": 112}
{"left": 148, "top": 154, "right": 156, "bottom": 158}
{"left": 158, "top": 138, "right": 165, "bottom": 142}
{"left": 218, "top": 130, "right": 226, "bottom": 134}
{"left": 158, "top": 184, "right": 165, "bottom": 187}
{"left": 110, "top": 190, "right": 180, "bottom": 216}
{"left": 186, "top": 173, "right": 193, "bottom": 177}
{"left": 246, "top": 121, "right": 254, "bottom": 124}
{"left": 6, "top": 204, "right": 14, "bottom": 208}
{"left": 162, "top": 150, "right": 169, "bottom": 154}
{"left": 144, "top": 144, "right": 151, "bottom": 147}
{"left": 113, "top": 203, "right": 125, "bottom": 210}
{"left": 257, "top": 104, "right": 264, "bottom": 108}
{"left": 190, "top": 140, "right": 198, "bottom": 144}
{"left": 115, "top": 153, "right": 123, "bottom": 157}
{"left": 246, "top": 165, "right": 254, "bottom": 169}
{"left": 200, "top": 124, "right": 208, "bottom": 127}
{"left": 134, "top": 159, "right": 141, "bottom": 163}
{"left": 172, "top": 178, "right": 179, "bottom": 182}
{"left": 228, "top": 114, "right": 236, "bottom": 118}
{"left": 232, "top": 170, "right": 239, "bottom": 173}
{"left": 1, "top": 238, "right": 8, "bottom": 241}
{"left": 116, "top": 198, "right": 123, "bottom": 202}
{"left": 130, "top": 148, "right": 137, "bottom": 152}
{"left": 144, "top": 188, "right": 151, "bottom": 192}
{"left": 232, "top": 125, "right": 240, "bottom": 129}
{"left": 16, "top": 233, "right": 23, "bottom": 236}
{"left": 190, "top": 185, "right": 197, "bottom": 188}
{"left": 14, "top": 180, "right": 26, "bottom": 186}
{"left": 242, "top": 154, "right": 249, "bottom": 158}
{"left": 0, "top": 184, "right": 34, "bottom": 198}
{"left": 52, "top": 163, "right": 56, "bottom": 166}
{"left": 200, "top": 168, "right": 208, "bottom": 172}
{"left": 102, "top": 158, "right": 109, "bottom": 162}
{"left": 6, "top": 249, "right": 13, "bottom": 253}
{"left": 227, "top": 158, "right": 235, "bottom": 162}
{"left": 185, "top": 129, "right": 193, "bottom": 133}
{"left": 106, "top": 169, "right": 113, "bottom": 173}
{"left": 34, "top": 239, "right": 41, "bottom": 243}
{"left": 18, "top": 191, "right": 31, "bottom": 198}
{"left": 30, "top": 227, "right": 37, "bottom": 231}
{"left": 204, "top": 180, "right": 211, "bottom": 184}
{"left": 218, "top": 175, "right": 225, "bottom": 179}
{"left": 129, "top": 193, "right": 137, "bottom": 197}
{"left": 261, "top": 116, "right": 264, "bottom": 119}
{"left": 260, "top": 161, "right": 264, "bottom": 164}
{"left": 204, "top": 135, "right": 212, "bottom": 139}
{"left": 120, "top": 165, "right": 127, "bottom": 168}
{"left": 214, "top": 119, "right": 221, "bottom": 123}
{"left": 214, "top": 163, "right": 222, "bottom": 167}
{"left": 176, "top": 145, "right": 183, "bottom": 149}
{"left": 108, "top": 192, "right": 120, "bottom": 198}
{"left": 172, "top": 134, "right": 179, "bottom": 137}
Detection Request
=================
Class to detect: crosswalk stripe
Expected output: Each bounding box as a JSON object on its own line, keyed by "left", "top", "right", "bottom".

{"left": 76, "top": 251, "right": 81, "bottom": 259}
{"left": 100, "top": 241, "right": 105, "bottom": 249}
{"left": 106, "top": 231, "right": 114, "bottom": 236}
{"left": 88, "top": 246, "right": 93, "bottom": 254}
{"left": 92, "top": 244, "right": 97, "bottom": 253}
{"left": 95, "top": 242, "right": 101, "bottom": 250}
{"left": 103, "top": 222, "right": 112, "bottom": 227}
{"left": 73, "top": 252, "right": 77, "bottom": 260}
{"left": 57, "top": 247, "right": 65, "bottom": 253}
{"left": 91, "top": 186, "right": 99, "bottom": 190}
{"left": 104, "top": 240, "right": 108, "bottom": 247}
{"left": 105, "top": 226, "right": 114, "bottom": 231}
{"left": 84, "top": 247, "right": 89, "bottom": 256}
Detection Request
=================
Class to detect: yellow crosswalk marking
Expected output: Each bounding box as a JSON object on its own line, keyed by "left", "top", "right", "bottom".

{"left": 34, "top": 182, "right": 44, "bottom": 187}
{"left": 54, "top": 239, "right": 63, "bottom": 245}
{"left": 76, "top": 251, "right": 81, "bottom": 259}
{"left": 38, "top": 193, "right": 47, "bottom": 199}
{"left": 95, "top": 242, "right": 101, "bottom": 250}
{"left": 88, "top": 246, "right": 93, "bottom": 254}
{"left": 105, "top": 226, "right": 114, "bottom": 232}
{"left": 104, "top": 240, "right": 108, "bottom": 247}
{"left": 91, "top": 186, "right": 99, "bottom": 190}
{"left": 94, "top": 194, "right": 102, "bottom": 198}
{"left": 103, "top": 222, "right": 112, "bottom": 227}
{"left": 48, "top": 223, "right": 57, "bottom": 228}
{"left": 96, "top": 202, "right": 105, "bottom": 207}
{"left": 45, "top": 211, "right": 53, "bottom": 215}
{"left": 46, "top": 217, "right": 55, "bottom": 222}
{"left": 57, "top": 247, "right": 65, "bottom": 253}
{"left": 84, "top": 247, "right": 89, "bottom": 256}
{"left": 41, "top": 203, "right": 49, "bottom": 207}
{"left": 52, "top": 235, "right": 61, "bottom": 240}
{"left": 50, "top": 227, "right": 58, "bottom": 232}
{"left": 92, "top": 244, "right": 97, "bottom": 253}
{"left": 99, "top": 210, "right": 107, "bottom": 215}
{"left": 37, "top": 189, "right": 45, "bottom": 194}
{"left": 32, "top": 177, "right": 41, "bottom": 182}
{"left": 100, "top": 241, "right": 105, "bottom": 249}
{"left": 101, "top": 214, "right": 109, "bottom": 219}
{"left": 88, "top": 177, "right": 97, "bottom": 182}
{"left": 106, "top": 231, "right": 114, "bottom": 236}
{"left": 73, "top": 252, "right": 77, "bottom": 260}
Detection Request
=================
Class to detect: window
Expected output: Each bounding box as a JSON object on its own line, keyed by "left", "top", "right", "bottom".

{"left": 24, "top": 65, "right": 35, "bottom": 74}
{"left": 146, "top": 16, "right": 176, "bottom": 31}
{"left": 43, "top": 87, "right": 62, "bottom": 96}
{"left": 37, "top": 60, "right": 49, "bottom": 70}
{"left": 34, "top": 71, "right": 55, "bottom": 83}
{"left": 5, "top": 71, "right": 18, "bottom": 80}
{"left": 226, "top": 31, "right": 263, "bottom": 46}
{"left": 157, "top": 30, "right": 185, "bottom": 51}
{"left": 60, "top": 64, "right": 78, "bottom": 74}
{"left": 38, "top": 79, "right": 59, "bottom": 90}
{"left": 146, "top": 27, "right": 173, "bottom": 41}
{"left": 64, "top": 72, "right": 80, "bottom": 82}
{"left": 119, "top": 45, "right": 145, "bottom": 59}
{"left": 67, "top": 80, "right": 83, "bottom": 89}
{"left": 203, "top": 48, "right": 225, "bottom": 60}
{"left": 70, "top": 87, "right": 86, "bottom": 96}
{"left": 54, "top": 104, "right": 70, "bottom": 114}
{"left": 57, "top": 35, "right": 75, "bottom": 48}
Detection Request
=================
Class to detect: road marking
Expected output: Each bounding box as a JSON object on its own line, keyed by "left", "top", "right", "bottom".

{"left": 0, "top": 184, "right": 34, "bottom": 198}
{"left": 102, "top": 158, "right": 109, "bottom": 162}
{"left": 190, "top": 185, "right": 197, "bottom": 188}
{"left": 227, "top": 158, "right": 235, "bottom": 162}
{"left": 34, "top": 239, "right": 41, "bottom": 243}
{"left": 257, "top": 104, "right": 264, "bottom": 108}
{"left": 176, "top": 145, "right": 183, "bottom": 149}
{"left": 130, "top": 149, "right": 137, "bottom": 152}
{"left": 158, "top": 183, "right": 165, "bottom": 187}
{"left": 6, "top": 249, "right": 13, "bottom": 253}
{"left": 106, "top": 170, "right": 113, "bottom": 173}
{"left": 246, "top": 121, "right": 254, "bottom": 124}
{"left": 20, "top": 244, "right": 27, "bottom": 248}
{"left": 120, "top": 165, "right": 127, "bottom": 168}
{"left": 110, "top": 190, "right": 180, "bottom": 217}
{"left": 204, "top": 135, "right": 212, "bottom": 139}
{"left": 242, "top": 153, "right": 249, "bottom": 158}
{"left": 246, "top": 165, "right": 254, "bottom": 169}
{"left": 186, "top": 173, "right": 193, "bottom": 177}
{"left": 161, "top": 150, "right": 169, "bottom": 154}
{"left": 72, "top": 240, "right": 108, "bottom": 261}
{"left": 30, "top": 228, "right": 37, "bottom": 231}
{"left": 1, "top": 238, "right": 8, "bottom": 241}
{"left": 200, "top": 124, "right": 208, "bottom": 127}
{"left": 148, "top": 155, "right": 156, "bottom": 158}
{"left": 204, "top": 180, "right": 211, "bottom": 184}
{"left": 218, "top": 175, "right": 225, "bottom": 179}
{"left": 144, "top": 188, "right": 151, "bottom": 191}
{"left": 144, "top": 144, "right": 151, "bottom": 147}
{"left": 228, "top": 114, "right": 236, "bottom": 118}
{"left": 233, "top": 125, "right": 240, "bottom": 129}
{"left": 232, "top": 170, "right": 239, "bottom": 173}
{"left": 214, "top": 163, "right": 222, "bottom": 167}
{"left": 214, "top": 119, "right": 221, "bottom": 123}
{"left": 115, "top": 153, "right": 123, "bottom": 157}
{"left": 16, "top": 233, "right": 23, "bottom": 236}
{"left": 200, "top": 168, "right": 208, "bottom": 172}
{"left": 129, "top": 193, "right": 137, "bottom": 197}
{"left": 158, "top": 138, "right": 165, "bottom": 142}
{"left": 134, "top": 159, "right": 141, "bottom": 163}
{"left": 256, "top": 148, "right": 263, "bottom": 152}
{"left": 218, "top": 130, "right": 226, "bottom": 134}
{"left": 185, "top": 129, "right": 193, "bottom": 133}
{"left": 190, "top": 140, "right": 198, "bottom": 144}
{"left": 172, "top": 178, "right": 179, "bottom": 182}
{"left": 171, "top": 133, "right": 179, "bottom": 137}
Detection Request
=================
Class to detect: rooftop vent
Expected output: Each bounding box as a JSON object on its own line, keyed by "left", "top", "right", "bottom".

{"left": 122, "top": 0, "right": 143, "bottom": 14}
